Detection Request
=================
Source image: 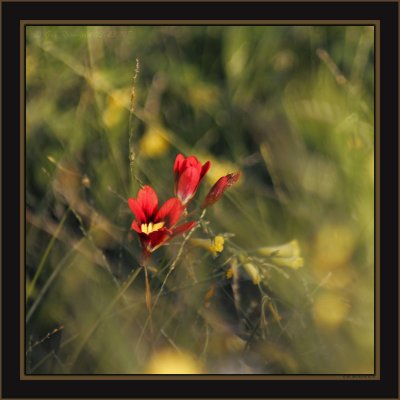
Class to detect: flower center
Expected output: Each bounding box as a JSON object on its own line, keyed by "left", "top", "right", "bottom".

{"left": 141, "top": 221, "right": 165, "bottom": 235}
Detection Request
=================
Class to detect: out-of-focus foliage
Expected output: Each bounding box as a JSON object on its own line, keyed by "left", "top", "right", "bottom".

{"left": 26, "top": 25, "right": 374, "bottom": 374}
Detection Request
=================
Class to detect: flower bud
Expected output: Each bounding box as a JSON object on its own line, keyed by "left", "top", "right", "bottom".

{"left": 173, "top": 154, "right": 210, "bottom": 205}
{"left": 201, "top": 172, "right": 240, "bottom": 208}
{"left": 243, "top": 262, "right": 261, "bottom": 285}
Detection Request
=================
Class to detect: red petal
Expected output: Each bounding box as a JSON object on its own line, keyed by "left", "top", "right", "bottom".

{"left": 137, "top": 233, "right": 151, "bottom": 252}
{"left": 173, "top": 154, "right": 185, "bottom": 174}
{"left": 177, "top": 167, "right": 201, "bottom": 204}
{"left": 155, "top": 197, "right": 184, "bottom": 227}
{"left": 128, "top": 198, "right": 146, "bottom": 225}
{"left": 147, "top": 229, "right": 172, "bottom": 252}
{"left": 174, "top": 154, "right": 185, "bottom": 193}
{"left": 137, "top": 186, "right": 158, "bottom": 220}
{"left": 172, "top": 221, "right": 196, "bottom": 237}
{"left": 131, "top": 220, "right": 142, "bottom": 233}
{"left": 200, "top": 161, "right": 211, "bottom": 181}
{"left": 183, "top": 155, "right": 201, "bottom": 170}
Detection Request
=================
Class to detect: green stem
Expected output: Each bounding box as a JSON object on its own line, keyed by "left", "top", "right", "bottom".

{"left": 26, "top": 207, "right": 70, "bottom": 303}
{"left": 134, "top": 210, "right": 206, "bottom": 352}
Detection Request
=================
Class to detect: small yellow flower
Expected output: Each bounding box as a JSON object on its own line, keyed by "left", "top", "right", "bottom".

{"left": 312, "top": 291, "right": 350, "bottom": 330}
{"left": 139, "top": 124, "right": 170, "bottom": 158}
{"left": 257, "top": 239, "right": 304, "bottom": 270}
{"left": 145, "top": 348, "right": 203, "bottom": 374}
{"left": 190, "top": 235, "right": 225, "bottom": 256}
{"left": 209, "top": 236, "right": 224, "bottom": 255}
{"left": 257, "top": 239, "right": 300, "bottom": 258}
{"left": 102, "top": 89, "right": 128, "bottom": 128}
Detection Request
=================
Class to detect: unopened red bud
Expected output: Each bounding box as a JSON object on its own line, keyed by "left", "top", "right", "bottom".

{"left": 201, "top": 172, "right": 240, "bottom": 208}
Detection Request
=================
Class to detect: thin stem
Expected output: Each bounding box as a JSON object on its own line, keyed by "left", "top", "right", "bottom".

{"left": 26, "top": 325, "right": 65, "bottom": 355}
{"left": 128, "top": 58, "right": 143, "bottom": 186}
{"left": 135, "top": 210, "right": 206, "bottom": 353}
{"left": 143, "top": 259, "right": 154, "bottom": 339}
{"left": 26, "top": 241, "right": 83, "bottom": 323}
{"left": 154, "top": 209, "right": 206, "bottom": 308}
{"left": 26, "top": 207, "right": 71, "bottom": 303}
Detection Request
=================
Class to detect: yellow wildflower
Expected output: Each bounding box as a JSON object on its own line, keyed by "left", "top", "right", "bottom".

{"left": 190, "top": 235, "right": 225, "bottom": 256}
{"left": 145, "top": 348, "right": 203, "bottom": 374}
{"left": 102, "top": 89, "right": 128, "bottom": 128}
{"left": 139, "top": 124, "right": 170, "bottom": 158}
{"left": 257, "top": 239, "right": 304, "bottom": 270}
{"left": 257, "top": 239, "right": 300, "bottom": 258}
{"left": 312, "top": 291, "right": 350, "bottom": 330}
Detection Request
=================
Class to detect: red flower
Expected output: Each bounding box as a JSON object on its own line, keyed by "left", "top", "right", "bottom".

{"left": 128, "top": 186, "right": 196, "bottom": 255}
{"left": 174, "top": 154, "right": 211, "bottom": 205}
{"left": 201, "top": 172, "right": 241, "bottom": 208}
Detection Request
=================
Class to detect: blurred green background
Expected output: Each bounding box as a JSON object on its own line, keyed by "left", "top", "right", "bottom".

{"left": 26, "top": 25, "right": 374, "bottom": 374}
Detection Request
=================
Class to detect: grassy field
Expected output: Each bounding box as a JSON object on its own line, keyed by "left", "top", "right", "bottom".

{"left": 26, "top": 25, "right": 374, "bottom": 374}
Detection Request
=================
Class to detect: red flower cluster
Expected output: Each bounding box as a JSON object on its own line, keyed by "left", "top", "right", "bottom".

{"left": 128, "top": 154, "right": 240, "bottom": 256}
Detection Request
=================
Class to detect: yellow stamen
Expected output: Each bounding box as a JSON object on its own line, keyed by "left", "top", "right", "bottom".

{"left": 141, "top": 221, "right": 165, "bottom": 235}
{"left": 209, "top": 236, "right": 225, "bottom": 255}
